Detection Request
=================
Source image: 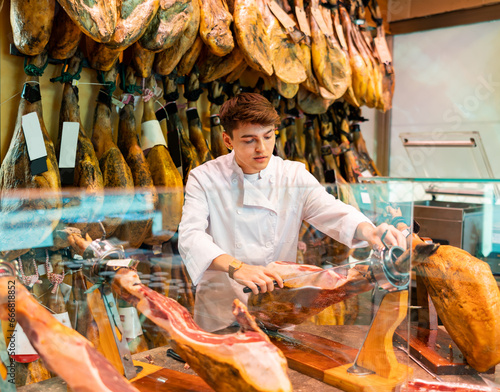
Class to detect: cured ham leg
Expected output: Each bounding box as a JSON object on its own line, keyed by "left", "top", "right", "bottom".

{"left": 199, "top": 0, "right": 234, "bottom": 56}
{"left": 112, "top": 268, "right": 293, "bottom": 392}
{"left": 0, "top": 52, "right": 61, "bottom": 260}
{"left": 48, "top": 7, "right": 83, "bottom": 60}
{"left": 0, "top": 274, "right": 140, "bottom": 392}
{"left": 247, "top": 261, "right": 374, "bottom": 330}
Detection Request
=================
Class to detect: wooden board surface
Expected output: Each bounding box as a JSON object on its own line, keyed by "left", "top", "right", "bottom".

{"left": 132, "top": 367, "right": 213, "bottom": 392}
{"left": 269, "top": 330, "right": 357, "bottom": 381}
{"left": 394, "top": 325, "right": 495, "bottom": 375}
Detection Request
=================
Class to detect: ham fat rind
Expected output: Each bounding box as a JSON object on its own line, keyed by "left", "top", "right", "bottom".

{"left": 0, "top": 276, "right": 140, "bottom": 392}
{"left": 112, "top": 269, "right": 292, "bottom": 392}
{"left": 248, "top": 261, "right": 374, "bottom": 330}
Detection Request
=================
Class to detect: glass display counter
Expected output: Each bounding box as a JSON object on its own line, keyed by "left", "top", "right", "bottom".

{"left": 0, "top": 179, "right": 498, "bottom": 391}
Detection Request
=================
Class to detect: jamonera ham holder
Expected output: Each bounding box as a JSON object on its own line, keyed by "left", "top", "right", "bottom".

{"left": 112, "top": 268, "right": 293, "bottom": 392}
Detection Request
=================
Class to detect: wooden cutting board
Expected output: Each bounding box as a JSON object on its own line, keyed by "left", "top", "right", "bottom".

{"left": 131, "top": 361, "right": 214, "bottom": 391}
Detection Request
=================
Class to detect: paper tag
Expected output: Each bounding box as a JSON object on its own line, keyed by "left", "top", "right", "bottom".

{"left": 334, "top": 14, "right": 348, "bottom": 50}
{"left": 374, "top": 36, "right": 392, "bottom": 64}
{"left": 295, "top": 6, "right": 311, "bottom": 36}
{"left": 360, "top": 192, "right": 371, "bottom": 204}
{"left": 112, "top": 96, "right": 125, "bottom": 110}
{"left": 11, "top": 323, "right": 38, "bottom": 357}
{"left": 311, "top": 6, "right": 331, "bottom": 36}
{"left": 37, "top": 263, "right": 46, "bottom": 276}
{"left": 118, "top": 307, "right": 143, "bottom": 339}
{"left": 267, "top": 0, "right": 296, "bottom": 31}
{"left": 59, "top": 122, "right": 79, "bottom": 168}
{"left": 22, "top": 112, "right": 48, "bottom": 175}
{"left": 106, "top": 258, "right": 135, "bottom": 268}
{"left": 53, "top": 312, "right": 72, "bottom": 329}
{"left": 360, "top": 170, "right": 373, "bottom": 178}
{"left": 141, "top": 120, "right": 167, "bottom": 150}
{"left": 59, "top": 282, "right": 72, "bottom": 303}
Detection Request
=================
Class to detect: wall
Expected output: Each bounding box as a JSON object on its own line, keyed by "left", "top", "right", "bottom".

{"left": 390, "top": 19, "right": 500, "bottom": 180}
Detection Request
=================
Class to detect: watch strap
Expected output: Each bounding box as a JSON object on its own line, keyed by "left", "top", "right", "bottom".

{"left": 228, "top": 260, "right": 243, "bottom": 279}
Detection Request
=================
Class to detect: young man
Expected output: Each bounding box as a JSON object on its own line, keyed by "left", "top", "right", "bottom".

{"left": 178, "top": 93, "right": 405, "bottom": 332}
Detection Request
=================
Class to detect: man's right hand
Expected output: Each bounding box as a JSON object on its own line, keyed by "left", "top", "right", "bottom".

{"left": 232, "top": 264, "right": 283, "bottom": 295}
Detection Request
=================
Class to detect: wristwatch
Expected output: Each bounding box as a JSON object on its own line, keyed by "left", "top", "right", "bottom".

{"left": 228, "top": 259, "right": 243, "bottom": 279}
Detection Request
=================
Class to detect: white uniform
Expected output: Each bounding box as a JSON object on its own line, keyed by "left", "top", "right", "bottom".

{"left": 178, "top": 152, "right": 372, "bottom": 332}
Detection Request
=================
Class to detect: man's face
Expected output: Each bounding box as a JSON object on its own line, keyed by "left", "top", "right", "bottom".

{"left": 222, "top": 123, "right": 276, "bottom": 174}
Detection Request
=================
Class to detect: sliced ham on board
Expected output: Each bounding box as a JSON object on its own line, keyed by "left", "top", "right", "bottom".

{"left": 0, "top": 273, "right": 141, "bottom": 392}
{"left": 112, "top": 268, "right": 293, "bottom": 392}
{"left": 57, "top": 0, "right": 117, "bottom": 43}
{"left": 139, "top": 0, "right": 194, "bottom": 53}
{"left": 0, "top": 51, "right": 62, "bottom": 260}
{"left": 90, "top": 63, "right": 134, "bottom": 238}
{"left": 10, "top": 0, "right": 55, "bottom": 55}
{"left": 247, "top": 261, "right": 373, "bottom": 330}
{"left": 115, "top": 67, "right": 158, "bottom": 249}
{"left": 234, "top": 0, "right": 273, "bottom": 76}
{"left": 199, "top": 0, "right": 235, "bottom": 57}
{"left": 154, "top": 0, "right": 200, "bottom": 76}
{"left": 55, "top": 51, "right": 105, "bottom": 240}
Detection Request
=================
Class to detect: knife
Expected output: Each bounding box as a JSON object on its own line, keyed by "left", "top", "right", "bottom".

{"left": 242, "top": 259, "right": 370, "bottom": 293}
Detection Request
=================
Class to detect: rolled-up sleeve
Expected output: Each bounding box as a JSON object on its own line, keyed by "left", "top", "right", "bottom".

{"left": 299, "top": 169, "right": 374, "bottom": 248}
{"left": 178, "top": 173, "right": 226, "bottom": 286}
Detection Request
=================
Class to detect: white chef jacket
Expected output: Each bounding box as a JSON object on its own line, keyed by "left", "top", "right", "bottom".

{"left": 178, "top": 151, "right": 373, "bottom": 332}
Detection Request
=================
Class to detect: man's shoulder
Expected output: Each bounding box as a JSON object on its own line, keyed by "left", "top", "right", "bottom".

{"left": 190, "top": 154, "right": 232, "bottom": 177}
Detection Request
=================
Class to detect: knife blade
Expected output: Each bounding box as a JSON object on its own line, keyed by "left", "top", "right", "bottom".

{"left": 242, "top": 259, "right": 370, "bottom": 293}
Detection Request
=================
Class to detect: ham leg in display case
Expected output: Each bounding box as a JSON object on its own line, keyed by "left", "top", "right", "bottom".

{"left": 112, "top": 268, "right": 293, "bottom": 392}
{"left": 0, "top": 268, "right": 140, "bottom": 392}
{"left": 248, "top": 261, "right": 375, "bottom": 330}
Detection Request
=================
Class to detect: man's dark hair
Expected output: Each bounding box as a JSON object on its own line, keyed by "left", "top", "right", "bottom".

{"left": 219, "top": 93, "right": 281, "bottom": 138}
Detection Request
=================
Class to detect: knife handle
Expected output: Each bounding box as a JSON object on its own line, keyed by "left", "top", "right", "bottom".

{"left": 243, "top": 281, "right": 279, "bottom": 294}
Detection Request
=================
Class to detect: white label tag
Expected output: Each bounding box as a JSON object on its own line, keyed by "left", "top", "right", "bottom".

{"left": 141, "top": 120, "right": 167, "bottom": 150}
{"left": 267, "top": 0, "right": 296, "bottom": 31}
{"left": 12, "top": 323, "right": 38, "bottom": 356}
{"left": 60, "top": 282, "right": 72, "bottom": 303}
{"left": 37, "top": 263, "right": 46, "bottom": 276}
{"left": 360, "top": 192, "right": 371, "bottom": 204}
{"left": 22, "top": 112, "right": 47, "bottom": 161}
{"left": 59, "top": 122, "right": 79, "bottom": 168}
{"left": 106, "top": 258, "right": 134, "bottom": 268}
{"left": 311, "top": 6, "right": 331, "bottom": 36}
{"left": 295, "top": 6, "right": 311, "bottom": 36}
{"left": 118, "top": 307, "right": 143, "bottom": 339}
{"left": 360, "top": 170, "right": 373, "bottom": 177}
{"left": 334, "top": 15, "right": 348, "bottom": 50}
{"left": 53, "top": 312, "right": 72, "bottom": 329}
{"left": 374, "top": 36, "right": 392, "bottom": 64}
{"left": 112, "top": 96, "right": 126, "bottom": 110}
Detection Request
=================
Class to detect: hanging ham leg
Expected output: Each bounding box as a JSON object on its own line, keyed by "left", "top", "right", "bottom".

{"left": 111, "top": 268, "right": 293, "bottom": 392}
{"left": 0, "top": 51, "right": 61, "bottom": 260}
{"left": 248, "top": 261, "right": 374, "bottom": 330}
{"left": 91, "top": 63, "right": 134, "bottom": 238}
{"left": 57, "top": 50, "right": 104, "bottom": 240}
{"left": 199, "top": 0, "right": 234, "bottom": 56}
{"left": 48, "top": 7, "right": 83, "bottom": 60}
{"left": 0, "top": 274, "right": 140, "bottom": 392}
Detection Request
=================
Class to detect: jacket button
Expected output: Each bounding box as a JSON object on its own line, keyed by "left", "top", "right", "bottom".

{"left": 232, "top": 178, "right": 238, "bottom": 184}
{"left": 237, "top": 209, "right": 242, "bottom": 215}
{"left": 236, "top": 243, "right": 242, "bottom": 249}
{"left": 269, "top": 211, "right": 275, "bottom": 216}
{"left": 265, "top": 242, "right": 272, "bottom": 248}
{"left": 270, "top": 177, "right": 275, "bottom": 184}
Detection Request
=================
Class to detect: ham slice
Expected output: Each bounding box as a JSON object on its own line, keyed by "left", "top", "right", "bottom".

{"left": 248, "top": 261, "right": 374, "bottom": 330}
{"left": 111, "top": 268, "right": 293, "bottom": 392}
{"left": 10, "top": 0, "right": 55, "bottom": 55}
{"left": 0, "top": 275, "right": 140, "bottom": 392}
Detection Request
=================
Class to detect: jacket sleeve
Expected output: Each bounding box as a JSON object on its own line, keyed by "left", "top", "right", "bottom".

{"left": 298, "top": 168, "right": 374, "bottom": 248}
{"left": 178, "top": 172, "right": 227, "bottom": 286}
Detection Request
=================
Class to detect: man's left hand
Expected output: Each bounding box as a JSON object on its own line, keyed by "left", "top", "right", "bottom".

{"left": 355, "top": 222, "right": 407, "bottom": 250}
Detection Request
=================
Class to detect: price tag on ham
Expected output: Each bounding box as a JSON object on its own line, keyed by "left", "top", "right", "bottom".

{"left": 10, "top": 323, "right": 39, "bottom": 363}
{"left": 118, "top": 307, "right": 143, "bottom": 339}
{"left": 311, "top": 6, "right": 332, "bottom": 36}
{"left": 53, "top": 312, "right": 72, "bottom": 329}
{"left": 267, "top": 0, "right": 296, "bottom": 32}
{"left": 59, "top": 122, "right": 79, "bottom": 185}
{"left": 374, "top": 36, "right": 393, "bottom": 64}
{"left": 295, "top": 6, "right": 311, "bottom": 37}
{"left": 22, "top": 112, "right": 48, "bottom": 176}
{"left": 141, "top": 120, "right": 167, "bottom": 151}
